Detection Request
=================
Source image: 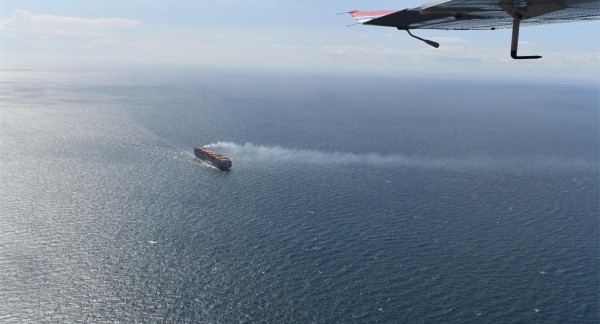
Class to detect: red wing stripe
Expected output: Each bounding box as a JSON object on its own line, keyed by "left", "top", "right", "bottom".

{"left": 349, "top": 10, "right": 399, "bottom": 23}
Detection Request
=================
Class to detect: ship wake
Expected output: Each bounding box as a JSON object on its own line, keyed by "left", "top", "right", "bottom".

{"left": 205, "top": 142, "right": 595, "bottom": 172}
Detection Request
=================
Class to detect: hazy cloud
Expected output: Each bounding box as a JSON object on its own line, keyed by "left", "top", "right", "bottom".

{"left": 0, "top": 9, "right": 140, "bottom": 31}
{"left": 316, "top": 44, "right": 496, "bottom": 62}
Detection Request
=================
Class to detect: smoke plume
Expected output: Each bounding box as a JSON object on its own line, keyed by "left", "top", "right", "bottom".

{"left": 205, "top": 142, "right": 595, "bottom": 172}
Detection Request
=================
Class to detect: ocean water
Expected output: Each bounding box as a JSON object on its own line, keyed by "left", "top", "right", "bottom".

{"left": 0, "top": 69, "right": 598, "bottom": 323}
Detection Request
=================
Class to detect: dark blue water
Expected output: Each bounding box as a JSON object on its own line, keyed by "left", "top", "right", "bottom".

{"left": 1, "top": 69, "right": 598, "bottom": 323}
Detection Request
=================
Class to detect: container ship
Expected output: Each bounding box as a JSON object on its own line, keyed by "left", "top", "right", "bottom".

{"left": 194, "top": 147, "right": 232, "bottom": 171}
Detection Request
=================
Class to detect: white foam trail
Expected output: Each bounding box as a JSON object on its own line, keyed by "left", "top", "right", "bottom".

{"left": 206, "top": 142, "right": 596, "bottom": 172}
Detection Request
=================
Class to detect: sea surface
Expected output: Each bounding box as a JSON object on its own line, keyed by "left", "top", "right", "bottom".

{"left": 1, "top": 68, "right": 598, "bottom": 323}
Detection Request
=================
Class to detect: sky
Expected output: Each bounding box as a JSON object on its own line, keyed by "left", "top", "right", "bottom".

{"left": 1, "top": 0, "right": 599, "bottom": 80}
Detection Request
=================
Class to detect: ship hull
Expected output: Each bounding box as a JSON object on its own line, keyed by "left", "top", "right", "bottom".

{"left": 194, "top": 147, "right": 232, "bottom": 171}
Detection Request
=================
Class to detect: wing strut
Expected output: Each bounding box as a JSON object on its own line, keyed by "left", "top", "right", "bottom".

{"left": 404, "top": 29, "right": 440, "bottom": 48}
{"left": 510, "top": 16, "right": 541, "bottom": 59}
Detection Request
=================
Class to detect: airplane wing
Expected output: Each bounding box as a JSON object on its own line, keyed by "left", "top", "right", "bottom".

{"left": 348, "top": 0, "right": 600, "bottom": 59}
